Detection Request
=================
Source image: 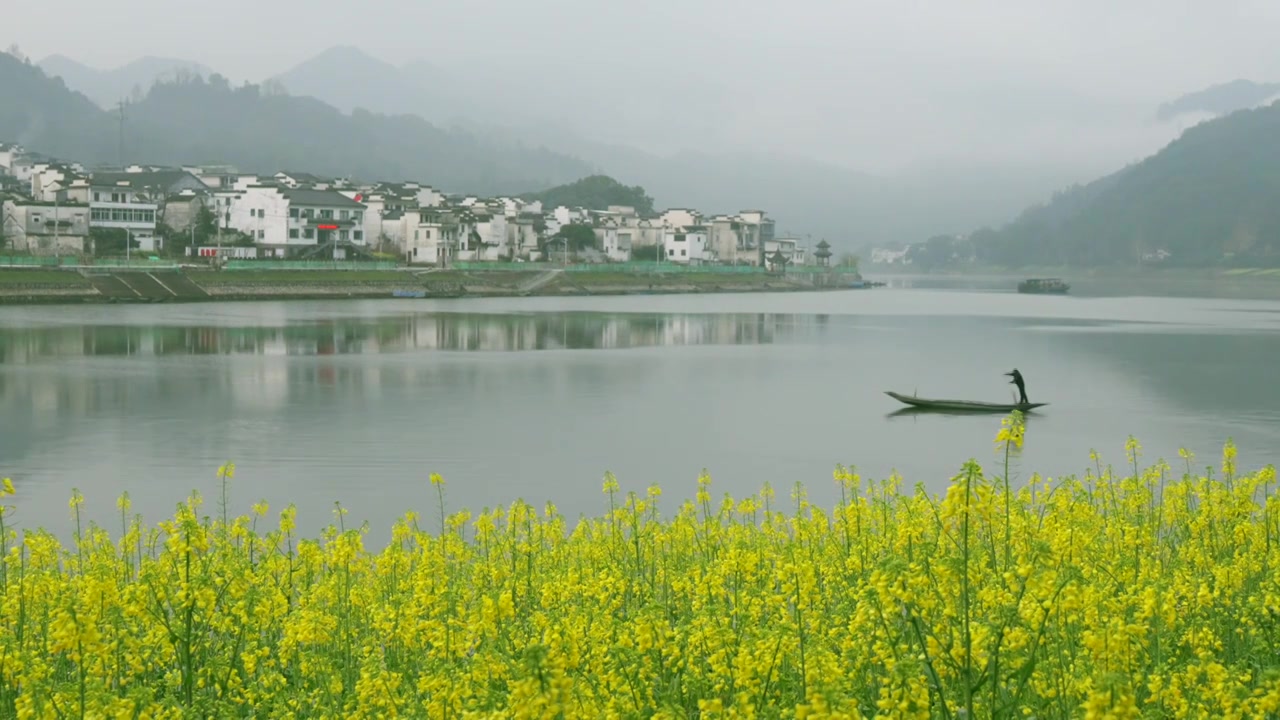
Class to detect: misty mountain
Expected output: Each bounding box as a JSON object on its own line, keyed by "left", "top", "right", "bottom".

{"left": 969, "top": 100, "right": 1280, "bottom": 267}
{"left": 19, "top": 46, "right": 1102, "bottom": 246}
{"left": 272, "top": 46, "right": 732, "bottom": 154}
{"left": 270, "top": 46, "right": 438, "bottom": 121}
{"left": 268, "top": 46, "right": 1077, "bottom": 245}
{"left": 38, "top": 54, "right": 215, "bottom": 108}
{"left": 0, "top": 53, "right": 115, "bottom": 162}
{"left": 131, "top": 75, "right": 592, "bottom": 193}
{"left": 0, "top": 53, "right": 592, "bottom": 195}
{"left": 1156, "top": 79, "right": 1280, "bottom": 121}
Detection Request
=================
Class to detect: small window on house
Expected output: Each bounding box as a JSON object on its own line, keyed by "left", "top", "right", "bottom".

{"left": 339, "top": 210, "right": 349, "bottom": 220}
{"left": 304, "top": 229, "right": 314, "bottom": 239}
{"left": 681, "top": 249, "right": 687, "bottom": 257}
{"left": 668, "top": 249, "right": 675, "bottom": 257}
{"left": 257, "top": 230, "right": 265, "bottom": 239}
{"left": 289, "top": 208, "right": 299, "bottom": 219}
{"left": 353, "top": 231, "right": 363, "bottom": 241}
{"left": 340, "top": 230, "right": 349, "bottom": 241}
{"left": 320, "top": 209, "right": 333, "bottom": 219}
{"left": 93, "top": 192, "right": 100, "bottom": 202}
{"left": 353, "top": 211, "right": 362, "bottom": 222}
{"left": 289, "top": 229, "right": 299, "bottom": 239}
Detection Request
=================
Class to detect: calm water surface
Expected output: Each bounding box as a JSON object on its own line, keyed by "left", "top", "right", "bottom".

{"left": 3, "top": 280, "right": 1280, "bottom": 542}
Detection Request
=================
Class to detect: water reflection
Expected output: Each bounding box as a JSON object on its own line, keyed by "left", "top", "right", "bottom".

{"left": 0, "top": 312, "right": 826, "bottom": 361}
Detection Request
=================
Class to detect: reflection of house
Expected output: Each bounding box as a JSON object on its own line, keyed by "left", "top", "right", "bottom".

{"left": 2, "top": 197, "right": 90, "bottom": 254}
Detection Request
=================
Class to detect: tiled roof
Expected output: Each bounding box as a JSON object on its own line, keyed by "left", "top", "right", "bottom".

{"left": 91, "top": 170, "right": 202, "bottom": 190}
{"left": 279, "top": 188, "right": 366, "bottom": 208}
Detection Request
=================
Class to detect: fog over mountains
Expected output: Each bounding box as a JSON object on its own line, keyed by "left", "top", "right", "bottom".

{"left": 15, "top": 37, "right": 1280, "bottom": 256}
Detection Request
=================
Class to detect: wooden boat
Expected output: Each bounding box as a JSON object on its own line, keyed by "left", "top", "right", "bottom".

{"left": 885, "top": 391, "right": 1047, "bottom": 413}
{"left": 1017, "top": 278, "right": 1070, "bottom": 294}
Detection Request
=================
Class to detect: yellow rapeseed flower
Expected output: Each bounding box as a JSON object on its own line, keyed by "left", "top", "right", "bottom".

{"left": 0, "top": 414, "right": 1271, "bottom": 717}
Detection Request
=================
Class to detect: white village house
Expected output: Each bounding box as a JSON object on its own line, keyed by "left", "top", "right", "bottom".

{"left": 227, "top": 186, "right": 368, "bottom": 258}
{"left": 663, "top": 226, "right": 710, "bottom": 264}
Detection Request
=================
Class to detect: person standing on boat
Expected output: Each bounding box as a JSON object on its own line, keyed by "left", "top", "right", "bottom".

{"left": 1005, "top": 369, "right": 1029, "bottom": 405}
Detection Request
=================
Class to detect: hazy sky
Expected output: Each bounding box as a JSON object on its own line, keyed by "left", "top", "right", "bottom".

{"left": 8, "top": 0, "right": 1280, "bottom": 175}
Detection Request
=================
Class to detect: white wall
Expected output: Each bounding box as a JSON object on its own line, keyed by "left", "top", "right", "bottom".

{"left": 0, "top": 146, "right": 21, "bottom": 174}
{"left": 661, "top": 209, "right": 701, "bottom": 229}
{"left": 474, "top": 215, "right": 509, "bottom": 260}
{"left": 663, "top": 229, "right": 708, "bottom": 264}
{"left": 553, "top": 206, "right": 589, "bottom": 226}
{"left": 30, "top": 166, "right": 71, "bottom": 202}
{"left": 507, "top": 218, "right": 540, "bottom": 258}
{"left": 402, "top": 210, "right": 437, "bottom": 264}
{"left": 227, "top": 187, "right": 293, "bottom": 247}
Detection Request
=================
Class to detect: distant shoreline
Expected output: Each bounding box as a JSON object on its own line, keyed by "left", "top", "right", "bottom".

{"left": 0, "top": 266, "right": 863, "bottom": 306}
{"left": 865, "top": 265, "right": 1280, "bottom": 281}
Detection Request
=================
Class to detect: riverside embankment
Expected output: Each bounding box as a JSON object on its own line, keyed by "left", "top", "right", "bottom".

{"left": 0, "top": 264, "right": 868, "bottom": 305}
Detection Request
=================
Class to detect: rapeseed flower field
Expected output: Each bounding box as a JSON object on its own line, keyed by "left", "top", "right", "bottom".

{"left": 2, "top": 412, "right": 1280, "bottom": 718}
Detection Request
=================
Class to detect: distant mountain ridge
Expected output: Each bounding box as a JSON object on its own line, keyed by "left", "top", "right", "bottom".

{"left": 21, "top": 46, "right": 1220, "bottom": 248}
{"left": 1156, "top": 79, "right": 1280, "bottom": 121}
{"left": 966, "top": 99, "right": 1280, "bottom": 267}
{"left": 262, "top": 46, "right": 1084, "bottom": 245}
{"left": 38, "top": 54, "right": 216, "bottom": 108}
{"left": 0, "top": 53, "right": 592, "bottom": 196}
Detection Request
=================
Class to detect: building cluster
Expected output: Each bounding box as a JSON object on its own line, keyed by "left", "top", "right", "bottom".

{"left": 0, "top": 143, "right": 814, "bottom": 267}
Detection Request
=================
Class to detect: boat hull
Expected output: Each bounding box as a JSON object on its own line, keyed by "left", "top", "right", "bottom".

{"left": 885, "top": 391, "right": 1047, "bottom": 412}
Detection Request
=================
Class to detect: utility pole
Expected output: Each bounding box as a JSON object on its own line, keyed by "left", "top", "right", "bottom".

{"left": 217, "top": 206, "right": 224, "bottom": 267}
{"left": 116, "top": 101, "right": 126, "bottom": 169}
{"left": 53, "top": 191, "right": 60, "bottom": 260}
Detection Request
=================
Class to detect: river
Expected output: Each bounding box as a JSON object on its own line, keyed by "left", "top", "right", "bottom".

{"left": 3, "top": 277, "right": 1280, "bottom": 541}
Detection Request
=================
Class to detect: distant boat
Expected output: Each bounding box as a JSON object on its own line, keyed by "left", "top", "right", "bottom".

{"left": 1017, "top": 278, "right": 1070, "bottom": 294}
{"left": 884, "top": 390, "right": 1048, "bottom": 413}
